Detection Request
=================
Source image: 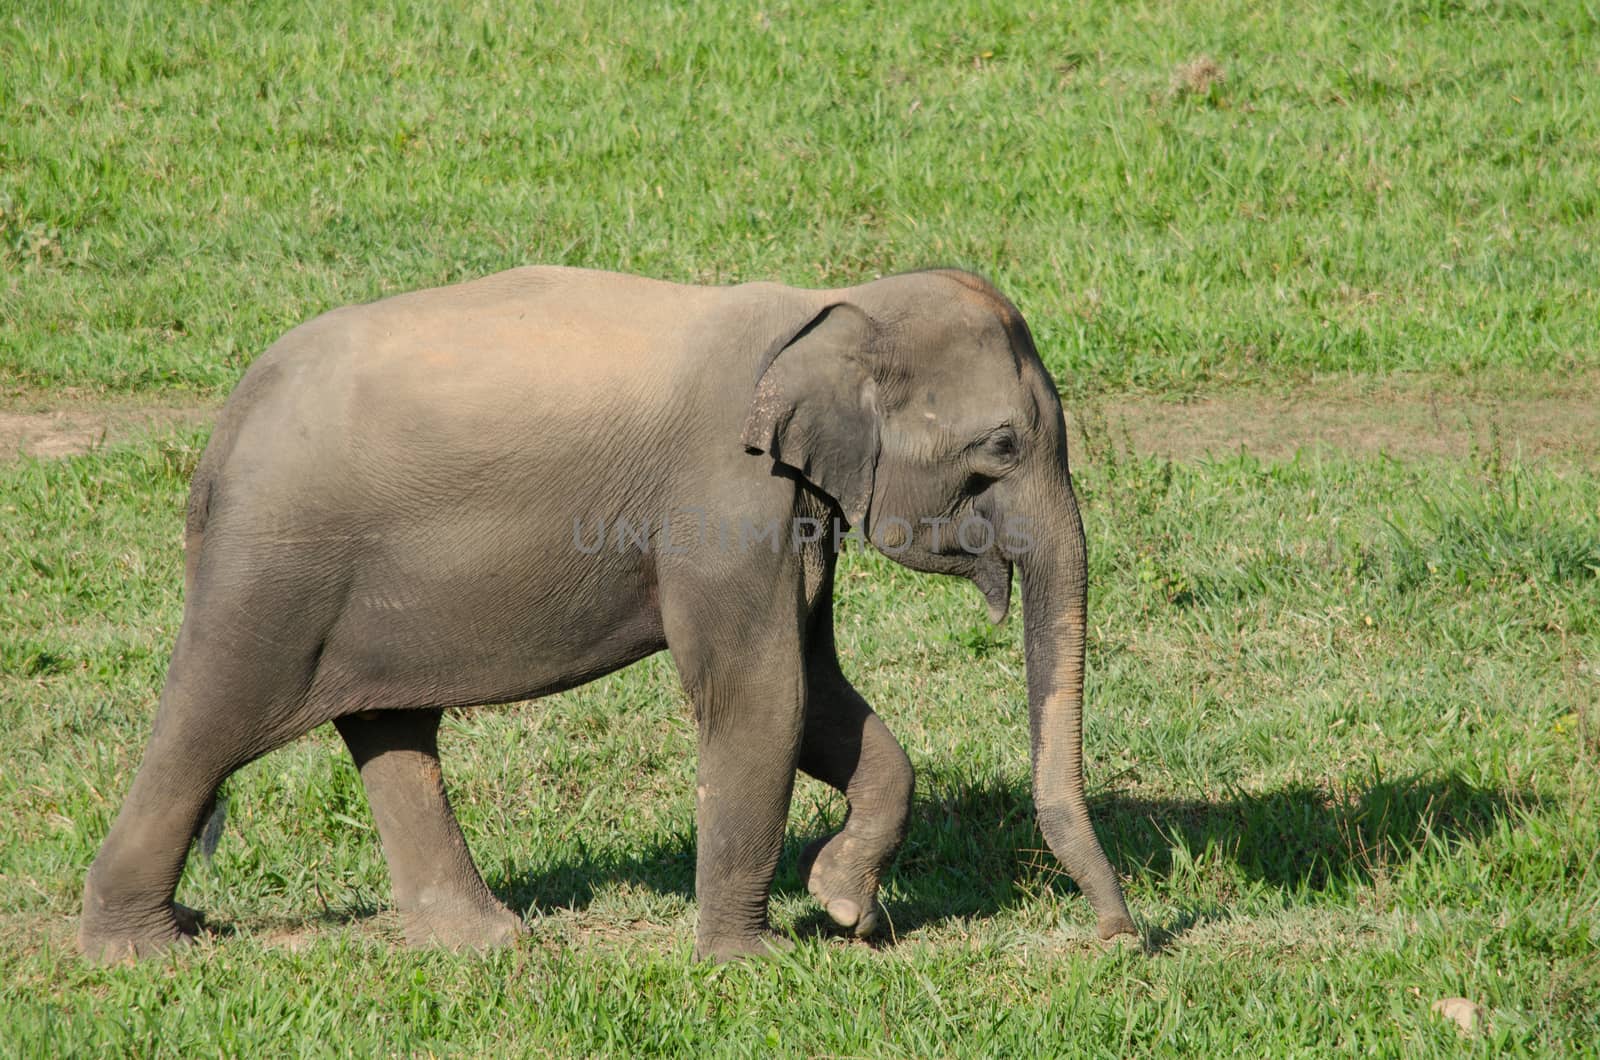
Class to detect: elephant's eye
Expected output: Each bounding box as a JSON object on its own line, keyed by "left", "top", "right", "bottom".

{"left": 986, "top": 429, "right": 1018, "bottom": 459}
{"left": 968, "top": 426, "right": 1021, "bottom": 476}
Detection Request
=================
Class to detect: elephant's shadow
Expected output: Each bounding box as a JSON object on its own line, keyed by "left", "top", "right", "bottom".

{"left": 488, "top": 770, "right": 1537, "bottom": 948}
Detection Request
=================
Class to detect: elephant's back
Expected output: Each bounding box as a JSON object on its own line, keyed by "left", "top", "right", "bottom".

{"left": 192, "top": 267, "right": 765, "bottom": 538}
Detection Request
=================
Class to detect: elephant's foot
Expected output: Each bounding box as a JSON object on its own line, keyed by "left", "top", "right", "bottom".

{"left": 400, "top": 899, "right": 526, "bottom": 951}
{"left": 693, "top": 931, "right": 794, "bottom": 963}
{"left": 799, "top": 831, "right": 889, "bottom": 938}
{"left": 78, "top": 900, "right": 202, "bottom": 963}
{"left": 1096, "top": 912, "right": 1140, "bottom": 942}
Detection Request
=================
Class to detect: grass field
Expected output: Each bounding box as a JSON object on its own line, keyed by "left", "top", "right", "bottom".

{"left": 5, "top": 0, "right": 1598, "bottom": 396}
{"left": 3, "top": 0, "right": 1598, "bottom": 1055}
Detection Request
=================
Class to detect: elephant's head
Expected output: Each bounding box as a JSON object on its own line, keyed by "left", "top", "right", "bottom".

{"left": 742, "top": 269, "right": 1137, "bottom": 941}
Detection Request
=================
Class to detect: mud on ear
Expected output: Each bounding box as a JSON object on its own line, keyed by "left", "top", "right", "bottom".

{"left": 740, "top": 303, "right": 880, "bottom": 528}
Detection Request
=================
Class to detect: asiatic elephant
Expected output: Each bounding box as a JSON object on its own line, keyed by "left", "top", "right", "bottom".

{"left": 78, "top": 266, "right": 1137, "bottom": 961}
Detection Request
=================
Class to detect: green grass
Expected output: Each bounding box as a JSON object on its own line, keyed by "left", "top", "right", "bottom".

{"left": 2, "top": 427, "right": 1595, "bottom": 1054}
{"left": 3, "top": 0, "right": 1598, "bottom": 395}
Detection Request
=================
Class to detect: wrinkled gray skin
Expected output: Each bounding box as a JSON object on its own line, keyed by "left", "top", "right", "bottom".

{"left": 78, "top": 266, "right": 1137, "bottom": 962}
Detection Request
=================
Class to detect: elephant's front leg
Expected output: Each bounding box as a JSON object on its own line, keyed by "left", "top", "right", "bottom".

{"left": 797, "top": 643, "right": 914, "bottom": 939}
{"left": 666, "top": 600, "right": 806, "bottom": 960}
{"left": 687, "top": 657, "right": 806, "bottom": 961}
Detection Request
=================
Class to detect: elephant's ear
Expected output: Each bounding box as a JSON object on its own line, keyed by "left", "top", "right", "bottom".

{"left": 740, "top": 303, "right": 879, "bottom": 528}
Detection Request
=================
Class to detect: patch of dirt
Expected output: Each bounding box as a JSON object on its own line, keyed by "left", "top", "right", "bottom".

{"left": 1067, "top": 377, "right": 1600, "bottom": 467}
{"left": 4, "top": 377, "right": 1597, "bottom": 466}
{"left": 0, "top": 394, "right": 214, "bottom": 460}
{"left": 1172, "top": 56, "right": 1226, "bottom": 96}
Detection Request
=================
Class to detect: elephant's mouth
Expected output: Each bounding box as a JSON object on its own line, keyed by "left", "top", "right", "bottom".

{"left": 864, "top": 520, "right": 1014, "bottom": 624}
{"left": 974, "top": 553, "right": 1013, "bottom": 624}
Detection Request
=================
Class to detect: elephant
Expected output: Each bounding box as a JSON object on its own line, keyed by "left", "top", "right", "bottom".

{"left": 78, "top": 265, "right": 1138, "bottom": 962}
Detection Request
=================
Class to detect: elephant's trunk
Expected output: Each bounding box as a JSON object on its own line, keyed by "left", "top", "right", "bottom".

{"left": 1018, "top": 478, "right": 1137, "bottom": 941}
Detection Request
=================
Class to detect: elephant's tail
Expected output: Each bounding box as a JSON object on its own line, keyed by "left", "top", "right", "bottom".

{"left": 184, "top": 463, "right": 214, "bottom": 540}
{"left": 181, "top": 383, "right": 246, "bottom": 596}
{"left": 193, "top": 790, "right": 229, "bottom": 864}
{"left": 181, "top": 462, "right": 216, "bottom": 599}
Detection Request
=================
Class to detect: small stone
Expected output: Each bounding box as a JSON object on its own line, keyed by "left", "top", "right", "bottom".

{"left": 1430, "top": 997, "right": 1486, "bottom": 1035}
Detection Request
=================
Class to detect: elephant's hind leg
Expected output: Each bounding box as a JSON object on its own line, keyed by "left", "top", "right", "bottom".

{"left": 334, "top": 709, "right": 525, "bottom": 950}
{"left": 79, "top": 633, "right": 318, "bottom": 962}
{"left": 78, "top": 730, "right": 224, "bottom": 961}
{"left": 797, "top": 650, "right": 914, "bottom": 939}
